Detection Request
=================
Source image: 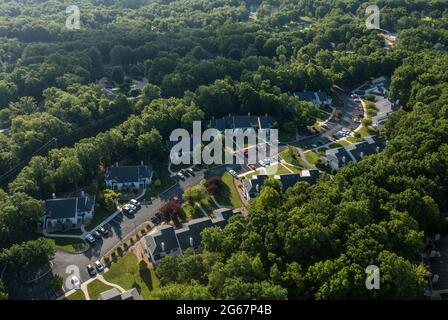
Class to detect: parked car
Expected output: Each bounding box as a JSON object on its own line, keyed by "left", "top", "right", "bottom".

{"left": 311, "top": 144, "right": 318, "bottom": 148}
{"left": 180, "top": 169, "right": 190, "bottom": 176}
{"left": 155, "top": 212, "right": 162, "bottom": 220}
{"left": 95, "top": 260, "right": 104, "bottom": 272}
{"left": 92, "top": 230, "right": 102, "bottom": 239}
{"left": 187, "top": 168, "right": 195, "bottom": 175}
{"left": 71, "top": 276, "right": 81, "bottom": 290}
{"left": 258, "top": 160, "right": 266, "bottom": 167}
{"left": 85, "top": 234, "right": 96, "bottom": 244}
{"left": 87, "top": 264, "right": 96, "bottom": 277}
{"left": 228, "top": 169, "right": 238, "bottom": 178}
{"left": 176, "top": 172, "right": 185, "bottom": 180}
{"left": 98, "top": 226, "right": 108, "bottom": 235}
{"left": 122, "top": 204, "right": 135, "bottom": 216}
{"left": 129, "top": 199, "right": 141, "bottom": 209}
{"left": 151, "top": 216, "right": 161, "bottom": 225}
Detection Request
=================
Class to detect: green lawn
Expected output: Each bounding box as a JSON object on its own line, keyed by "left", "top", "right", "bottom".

{"left": 47, "top": 229, "right": 83, "bottom": 236}
{"left": 87, "top": 279, "right": 114, "bottom": 300}
{"left": 304, "top": 150, "right": 320, "bottom": 165}
{"left": 329, "top": 140, "right": 351, "bottom": 148}
{"left": 279, "top": 147, "right": 306, "bottom": 168}
{"left": 85, "top": 205, "right": 114, "bottom": 231}
{"left": 66, "top": 289, "right": 86, "bottom": 300}
{"left": 143, "top": 161, "right": 176, "bottom": 201}
{"left": 50, "top": 238, "right": 86, "bottom": 253}
{"left": 103, "top": 252, "right": 158, "bottom": 300}
{"left": 182, "top": 203, "right": 204, "bottom": 219}
{"left": 214, "top": 173, "right": 242, "bottom": 208}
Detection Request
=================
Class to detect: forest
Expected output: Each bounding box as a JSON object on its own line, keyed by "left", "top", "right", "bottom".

{"left": 0, "top": 0, "right": 447, "bottom": 299}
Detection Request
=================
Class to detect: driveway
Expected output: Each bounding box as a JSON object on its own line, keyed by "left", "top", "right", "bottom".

{"left": 52, "top": 170, "right": 205, "bottom": 291}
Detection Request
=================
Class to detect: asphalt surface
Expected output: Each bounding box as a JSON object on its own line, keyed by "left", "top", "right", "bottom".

{"left": 52, "top": 170, "right": 204, "bottom": 291}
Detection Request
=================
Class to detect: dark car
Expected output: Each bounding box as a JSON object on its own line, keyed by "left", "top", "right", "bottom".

{"left": 151, "top": 216, "right": 161, "bottom": 225}
{"left": 155, "top": 212, "right": 162, "bottom": 220}
{"left": 87, "top": 264, "right": 96, "bottom": 277}
{"left": 180, "top": 169, "right": 189, "bottom": 176}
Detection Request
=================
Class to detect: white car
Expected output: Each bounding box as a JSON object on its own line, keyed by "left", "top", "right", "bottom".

{"left": 258, "top": 160, "right": 265, "bottom": 167}
{"left": 228, "top": 169, "right": 238, "bottom": 178}
{"left": 71, "top": 276, "right": 81, "bottom": 290}
{"left": 85, "top": 234, "right": 96, "bottom": 244}
{"left": 95, "top": 260, "right": 104, "bottom": 272}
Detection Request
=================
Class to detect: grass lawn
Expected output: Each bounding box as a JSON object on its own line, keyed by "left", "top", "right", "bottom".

{"left": 283, "top": 163, "right": 300, "bottom": 173}
{"left": 304, "top": 150, "right": 320, "bottom": 165}
{"left": 87, "top": 279, "right": 114, "bottom": 300}
{"left": 214, "top": 173, "right": 242, "bottom": 208}
{"left": 47, "top": 229, "right": 83, "bottom": 236}
{"left": 279, "top": 148, "right": 306, "bottom": 168}
{"left": 66, "top": 289, "right": 86, "bottom": 300}
{"left": 103, "top": 252, "right": 158, "bottom": 300}
{"left": 347, "top": 127, "right": 374, "bottom": 143}
{"left": 182, "top": 203, "right": 204, "bottom": 219}
{"left": 329, "top": 140, "right": 351, "bottom": 148}
{"left": 50, "top": 238, "right": 86, "bottom": 253}
{"left": 143, "top": 161, "right": 176, "bottom": 201}
{"left": 85, "top": 205, "right": 114, "bottom": 231}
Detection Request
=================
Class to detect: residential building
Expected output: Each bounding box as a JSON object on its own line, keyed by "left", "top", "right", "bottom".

{"left": 144, "top": 208, "right": 241, "bottom": 265}
{"left": 371, "top": 97, "right": 393, "bottom": 129}
{"left": 43, "top": 192, "right": 95, "bottom": 231}
{"left": 105, "top": 163, "right": 153, "bottom": 191}
{"left": 242, "top": 170, "right": 321, "bottom": 199}
{"left": 323, "top": 135, "right": 387, "bottom": 170}
{"left": 100, "top": 288, "right": 142, "bottom": 300}
{"left": 292, "top": 91, "right": 332, "bottom": 106}
{"left": 210, "top": 114, "right": 274, "bottom": 132}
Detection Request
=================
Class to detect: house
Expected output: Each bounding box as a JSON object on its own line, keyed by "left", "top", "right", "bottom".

{"left": 100, "top": 288, "right": 142, "bottom": 300}
{"left": 175, "top": 217, "right": 214, "bottom": 252}
{"left": 292, "top": 91, "right": 332, "bottom": 106}
{"left": 242, "top": 174, "right": 269, "bottom": 199}
{"left": 210, "top": 114, "right": 274, "bottom": 132}
{"left": 243, "top": 170, "right": 321, "bottom": 199}
{"left": 274, "top": 169, "right": 320, "bottom": 191}
{"left": 371, "top": 97, "right": 393, "bottom": 129}
{"left": 105, "top": 163, "right": 153, "bottom": 191}
{"left": 43, "top": 192, "right": 95, "bottom": 231}
{"left": 144, "top": 208, "right": 240, "bottom": 264}
{"left": 323, "top": 135, "right": 387, "bottom": 170}
{"left": 144, "top": 224, "right": 181, "bottom": 264}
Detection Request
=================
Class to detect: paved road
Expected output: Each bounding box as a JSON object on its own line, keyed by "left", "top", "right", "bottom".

{"left": 289, "top": 91, "right": 363, "bottom": 149}
{"left": 52, "top": 170, "right": 204, "bottom": 291}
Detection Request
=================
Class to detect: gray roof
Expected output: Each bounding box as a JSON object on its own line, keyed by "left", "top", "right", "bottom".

{"left": 105, "top": 165, "right": 152, "bottom": 184}
{"left": 175, "top": 217, "right": 213, "bottom": 251}
{"left": 294, "top": 91, "right": 316, "bottom": 102}
{"left": 212, "top": 208, "right": 241, "bottom": 228}
{"left": 100, "top": 288, "right": 142, "bottom": 300}
{"left": 145, "top": 224, "right": 179, "bottom": 256}
{"left": 45, "top": 195, "right": 95, "bottom": 219}
{"left": 211, "top": 115, "right": 273, "bottom": 132}
{"left": 244, "top": 174, "right": 269, "bottom": 198}
{"left": 326, "top": 136, "right": 387, "bottom": 167}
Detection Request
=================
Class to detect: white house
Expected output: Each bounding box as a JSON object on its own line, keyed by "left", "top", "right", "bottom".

{"left": 43, "top": 192, "right": 95, "bottom": 231}
{"left": 105, "top": 163, "right": 153, "bottom": 191}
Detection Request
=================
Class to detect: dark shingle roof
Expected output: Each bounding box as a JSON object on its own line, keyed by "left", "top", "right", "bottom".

{"left": 145, "top": 224, "right": 179, "bottom": 256}
{"left": 175, "top": 217, "right": 213, "bottom": 251}
{"left": 211, "top": 115, "right": 273, "bottom": 131}
{"left": 45, "top": 195, "right": 94, "bottom": 219}
{"left": 105, "top": 165, "right": 152, "bottom": 184}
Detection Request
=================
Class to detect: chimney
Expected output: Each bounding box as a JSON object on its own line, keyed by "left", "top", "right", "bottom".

{"left": 116, "top": 162, "right": 118, "bottom": 167}
{"left": 81, "top": 190, "right": 85, "bottom": 197}
{"left": 265, "top": 113, "right": 267, "bottom": 117}
{"left": 248, "top": 112, "right": 251, "bottom": 116}
{"left": 342, "top": 156, "right": 346, "bottom": 163}
{"left": 360, "top": 152, "right": 364, "bottom": 158}
{"left": 52, "top": 193, "right": 56, "bottom": 199}
{"left": 376, "top": 146, "right": 380, "bottom": 153}
{"left": 189, "top": 237, "right": 194, "bottom": 247}
{"left": 141, "top": 160, "right": 143, "bottom": 166}
{"left": 161, "top": 242, "right": 165, "bottom": 252}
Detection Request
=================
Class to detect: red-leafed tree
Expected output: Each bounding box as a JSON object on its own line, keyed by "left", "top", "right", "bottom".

{"left": 204, "top": 176, "right": 224, "bottom": 195}
{"left": 160, "top": 199, "right": 182, "bottom": 222}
